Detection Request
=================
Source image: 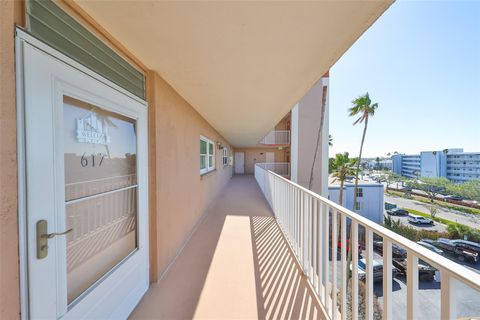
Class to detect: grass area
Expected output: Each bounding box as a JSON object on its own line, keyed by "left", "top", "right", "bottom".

{"left": 396, "top": 207, "right": 480, "bottom": 242}
{"left": 416, "top": 198, "right": 480, "bottom": 215}
{"left": 386, "top": 189, "right": 480, "bottom": 215}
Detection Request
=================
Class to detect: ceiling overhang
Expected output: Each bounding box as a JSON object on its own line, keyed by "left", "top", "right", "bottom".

{"left": 74, "top": 1, "right": 392, "bottom": 147}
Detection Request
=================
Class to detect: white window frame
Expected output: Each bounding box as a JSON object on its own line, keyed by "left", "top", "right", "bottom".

{"left": 223, "top": 147, "right": 229, "bottom": 166}
{"left": 200, "top": 136, "right": 215, "bottom": 175}
{"left": 355, "top": 201, "right": 363, "bottom": 211}
{"left": 356, "top": 187, "right": 364, "bottom": 198}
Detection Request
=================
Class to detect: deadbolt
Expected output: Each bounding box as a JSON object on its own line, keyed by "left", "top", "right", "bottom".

{"left": 36, "top": 220, "right": 72, "bottom": 259}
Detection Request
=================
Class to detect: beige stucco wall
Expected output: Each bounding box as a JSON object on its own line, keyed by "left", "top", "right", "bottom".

{"left": 151, "top": 73, "right": 233, "bottom": 279}
{"left": 0, "top": 1, "right": 22, "bottom": 319}
{"left": 233, "top": 148, "right": 287, "bottom": 174}
{"left": 274, "top": 113, "right": 290, "bottom": 131}
{"left": 290, "top": 77, "right": 329, "bottom": 196}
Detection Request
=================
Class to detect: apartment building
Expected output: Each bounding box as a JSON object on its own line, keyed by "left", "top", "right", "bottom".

{"left": 3, "top": 1, "right": 479, "bottom": 320}
{"left": 392, "top": 148, "right": 480, "bottom": 183}
{"left": 233, "top": 113, "right": 291, "bottom": 176}
{"left": 328, "top": 179, "right": 385, "bottom": 224}
{"left": 242, "top": 73, "right": 330, "bottom": 197}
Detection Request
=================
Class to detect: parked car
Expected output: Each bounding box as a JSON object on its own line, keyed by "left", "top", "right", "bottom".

{"left": 392, "top": 258, "right": 436, "bottom": 282}
{"left": 386, "top": 208, "right": 409, "bottom": 216}
{"left": 444, "top": 195, "right": 464, "bottom": 201}
{"left": 430, "top": 238, "right": 479, "bottom": 263}
{"left": 417, "top": 240, "right": 444, "bottom": 256}
{"left": 351, "top": 258, "right": 397, "bottom": 282}
{"left": 373, "top": 240, "right": 407, "bottom": 258}
{"left": 408, "top": 215, "right": 434, "bottom": 225}
{"left": 337, "top": 239, "right": 362, "bottom": 254}
{"left": 450, "top": 239, "right": 480, "bottom": 255}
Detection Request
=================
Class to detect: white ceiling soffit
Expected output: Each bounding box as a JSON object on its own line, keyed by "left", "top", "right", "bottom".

{"left": 75, "top": 1, "right": 392, "bottom": 147}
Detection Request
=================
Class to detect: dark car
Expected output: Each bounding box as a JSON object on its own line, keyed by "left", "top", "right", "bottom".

{"left": 373, "top": 240, "right": 407, "bottom": 258}
{"left": 444, "top": 195, "right": 464, "bottom": 201}
{"left": 451, "top": 239, "right": 480, "bottom": 255}
{"left": 431, "top": 238, "right": 479, "bottom": 263}
{"left": 386, "top": 208, "right": 409, "bottom": 216}
{"left": 393, "top": 258, "right": 436, "bottom": 282}
{"left": 417, "top": 240, "right": 444, "bottom": 256}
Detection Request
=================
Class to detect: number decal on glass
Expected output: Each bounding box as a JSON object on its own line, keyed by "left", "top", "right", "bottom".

{"left": 81, "top": 153, "right": 105, "bottom": 168}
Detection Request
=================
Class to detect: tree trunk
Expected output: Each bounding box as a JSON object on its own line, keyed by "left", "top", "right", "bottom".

{"left": 346, "top": 117, "right": 368, "bottom": 276}
{"left": 339, "top": 180, "right": 344, "bottom": 207}
{"left": 309, "top": 85, "right": 328, "bottom": 191}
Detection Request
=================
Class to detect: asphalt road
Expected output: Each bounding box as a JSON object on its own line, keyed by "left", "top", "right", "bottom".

{"left": 385, "top": 193, "right": 480, "bottom": 230}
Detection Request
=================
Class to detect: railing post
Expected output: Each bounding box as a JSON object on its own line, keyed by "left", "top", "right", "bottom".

{"left": 332, "top": 210, "right": 338, "bottom": 319}
{"left": 352, "top": 221, "right": 359, "bottom": 320}
{"left": 365, "top": 229, "right": 373, "bottom": 320}
{"left": 407, "top": 252, "right": 419, "bottom": 320}
{"left": 340, "top": 214, "right": 347, "bottom": 320}
{"left": 440, "top": 273, "right": 456, "bottom": 320}
{"left": 323, "top": 204, "right": 330, "bottom": 316}
{"left": 383, "top": 239, "right": 392, "bottom": 320}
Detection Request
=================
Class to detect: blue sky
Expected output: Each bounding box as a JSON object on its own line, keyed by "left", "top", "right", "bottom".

{"left": 329, "top": 0, "right": 480, "bottom": 159}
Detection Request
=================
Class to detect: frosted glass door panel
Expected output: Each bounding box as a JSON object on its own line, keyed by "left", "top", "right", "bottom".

{"left": 63, "top": 96, "right": 137, "bottom": 303}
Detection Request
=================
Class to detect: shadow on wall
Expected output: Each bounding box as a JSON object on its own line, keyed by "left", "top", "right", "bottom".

{"left": 250, "top": 215, "right": 322, "bottom": 320}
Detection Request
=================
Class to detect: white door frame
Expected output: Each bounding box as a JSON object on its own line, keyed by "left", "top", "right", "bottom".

{"left": 15, "top": 29, "right": 149, "bottom": 319}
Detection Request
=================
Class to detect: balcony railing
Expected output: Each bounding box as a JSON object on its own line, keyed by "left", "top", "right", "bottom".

{"left": 258, "top": 162, "right": 290, "bottom": 177}
{"left": 255, "top": 163, "right": 480, "bottom": 320}
{"left": 258, "top": 130, "right": 290, "bottom": 145}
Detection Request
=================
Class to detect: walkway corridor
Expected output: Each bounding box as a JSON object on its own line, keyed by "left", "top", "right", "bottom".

{"left": 130, "top": 176, "right": 324, "bottom": 319}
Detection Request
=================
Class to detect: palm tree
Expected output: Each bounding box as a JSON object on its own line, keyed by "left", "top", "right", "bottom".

{"left": 349, "top": 93, "right": 378, "bottom": 211}
{"left": 330, "top": 152, "right": 357, "bottom": 206}
{"left": 346, "top": 93, "right": 378, "bottom": 277}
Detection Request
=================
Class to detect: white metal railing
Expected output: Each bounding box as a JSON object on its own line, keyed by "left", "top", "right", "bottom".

{"left": 259, "top": 130, "right": 290, "bottom": 145}
{"left": 257, "top": 162, "right": 290, "bottom": 177}
{"left": 254, "top": 163, "right": 480, "bottom": 320}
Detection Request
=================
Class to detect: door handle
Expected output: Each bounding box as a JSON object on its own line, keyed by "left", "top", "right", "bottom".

{"left": 42, "top": 228, "right": 73, "bottom": 239}
{"left": 36, "top": 220, "right": 72, "bottom": 259}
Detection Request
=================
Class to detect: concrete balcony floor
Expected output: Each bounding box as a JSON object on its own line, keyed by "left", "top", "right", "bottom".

{"left": 130, "top": 175, "right": 324, "bottom": 319}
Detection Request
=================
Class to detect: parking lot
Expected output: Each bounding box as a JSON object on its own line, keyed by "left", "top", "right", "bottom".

{"left": 385, "top": 212, "right": 448, "bottom": 232}
{"left": 331, "top": 246, "right": 480, "bottom": 318}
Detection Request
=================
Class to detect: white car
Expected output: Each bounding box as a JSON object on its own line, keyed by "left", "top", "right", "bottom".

{"left": 408, "top": 215, "right": 434, "bottom": 225}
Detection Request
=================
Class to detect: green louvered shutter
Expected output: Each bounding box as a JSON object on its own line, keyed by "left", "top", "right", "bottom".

{"left": 27, "top": 0, "right": 145, "bottom": 99}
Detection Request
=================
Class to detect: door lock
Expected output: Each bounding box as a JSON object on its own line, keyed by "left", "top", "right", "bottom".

{"left": 36, "top": 220, "right": 73, "bottom": 259}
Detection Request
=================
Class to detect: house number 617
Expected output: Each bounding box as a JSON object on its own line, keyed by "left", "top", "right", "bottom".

{"left": 81, "top": 153, "right": 105, "bottom": 167}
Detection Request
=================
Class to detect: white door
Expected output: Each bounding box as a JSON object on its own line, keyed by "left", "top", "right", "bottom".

{"left": 234, "top": 152, "right": 245, "bottom": 174}
{"left": 266, "top": 152, "right": 275, "bottom": 163}
{"left": 17, "top": 33, "right": 148, "bottom": 319}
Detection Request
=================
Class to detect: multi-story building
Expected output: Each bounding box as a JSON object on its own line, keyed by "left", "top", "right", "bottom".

{"left": 392, "top": 149, "right": 480, "bottom": 183}
{"left": 237, "top": 72, "right": 330, "bottom": 197}
{"left": 364, "top": 158, "right": 393, "bottom": 170}
{"left": 2, "top": 2, "right": 479, "bottom": 320}
{"left": 328, "top": 179, "right": 385, "bottom": 224}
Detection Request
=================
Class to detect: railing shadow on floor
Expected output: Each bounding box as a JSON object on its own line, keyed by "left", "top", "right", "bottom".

{"left": 250, "top": 215, "right": 324, "bottom": 320}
